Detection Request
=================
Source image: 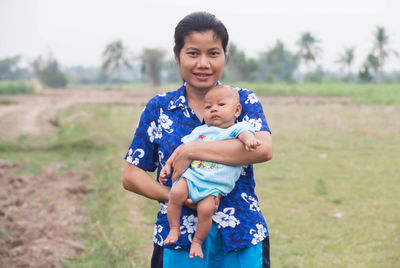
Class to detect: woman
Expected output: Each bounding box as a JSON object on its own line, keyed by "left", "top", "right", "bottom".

{"left": 123, "top": 11, "right": 273, "bottom": 268}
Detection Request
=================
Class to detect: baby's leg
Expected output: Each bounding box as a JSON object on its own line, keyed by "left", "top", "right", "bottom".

{"left": 190, "top": 195, "right": 216, "bottom": 258}
{"left": 164, "top": 178, "right": 189, "bottom": 245}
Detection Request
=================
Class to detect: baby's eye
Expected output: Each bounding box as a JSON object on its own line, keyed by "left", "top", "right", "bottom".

{"left": 218, "top": 103, "right": 225, "bottom": 106}
{"left": 205, "top": 105, "right": 211, "bottom": 109}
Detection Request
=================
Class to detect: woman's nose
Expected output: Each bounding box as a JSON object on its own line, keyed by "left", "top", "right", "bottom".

{"left": 197, "top": 55, "right": 210, "bottom": 68}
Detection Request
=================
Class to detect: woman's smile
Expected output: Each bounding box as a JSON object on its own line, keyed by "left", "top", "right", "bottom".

{"left": 176, "top": 30, "right": 225, "bottom": 92}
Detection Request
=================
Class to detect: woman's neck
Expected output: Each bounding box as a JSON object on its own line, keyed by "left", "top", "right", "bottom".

{"left": 185, "top": 85, "right": 212, "bottom": 122}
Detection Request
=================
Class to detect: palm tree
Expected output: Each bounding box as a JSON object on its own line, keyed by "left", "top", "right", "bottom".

{"left": 102, "top": 39, "right": 132, "bottom": 87}
{"left": 335, "top": 47, "right": 355, "bottom": 82}
{"left": 371, "top": 26, "right": 399, "bottom": 83}
{"left": 296, "top": 32, "right": 322, "bottom": 74}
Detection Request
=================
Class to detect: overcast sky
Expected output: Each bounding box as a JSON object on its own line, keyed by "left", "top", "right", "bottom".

{"left": 1, "top": 0, "right": 399, "bottom": 71}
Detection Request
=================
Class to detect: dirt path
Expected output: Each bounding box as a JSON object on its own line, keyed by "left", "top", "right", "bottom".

{"left": 0, "top": 88, "right": 151, "bottom": 141}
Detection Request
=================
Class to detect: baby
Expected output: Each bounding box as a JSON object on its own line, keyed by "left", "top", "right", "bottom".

{"left": 160, "top": 84, "right": 261, "bottom": 258}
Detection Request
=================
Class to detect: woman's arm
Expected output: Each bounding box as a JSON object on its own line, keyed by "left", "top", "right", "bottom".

{"left": 170, "top": 131, "right": 272, "bottom": 181}
{"left": 122, "top": 162, "right": 170, "bottom": 202}
{"left": 123, "top": 162, "right": 198, "bottom": 210}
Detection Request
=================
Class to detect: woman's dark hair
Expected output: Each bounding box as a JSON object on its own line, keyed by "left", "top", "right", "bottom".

{"left": 174, "top": 11, "right": 229, "bottom": 56}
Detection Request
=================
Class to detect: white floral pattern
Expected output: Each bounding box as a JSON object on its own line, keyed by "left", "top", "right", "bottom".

{"left": 180, "top": 214, "right": 197, "bottom": 242}
{"left": 158, "top": 108, "right": 173, "bottom": 133}
{"left": 212, "top": 208, "right": 240, "bottom": 228}
{"left": 245, "top": 93, "right": 259, "bottom": 104}
{"left": 126, "top": 148, "right": 145, "bottom": 165}
{"left": 243, "top": 115, "right": 263, "bottom": 131}
{"left": 249, "top": 223, "right": 267, "bottom": 245}
{"left": 159, "top": 202, "right": 167, "bottom": 214}
{"left": 241, "top": 193, "right": 261, "bottom": 212}
{"left": 241, "top": 165, "right": 248, "bottom": 176}
{"left": 153, "top": 224, "right": 164, "bottom": 246}
{"left": 147, "top": 121, "right": 162, "bottom": 142}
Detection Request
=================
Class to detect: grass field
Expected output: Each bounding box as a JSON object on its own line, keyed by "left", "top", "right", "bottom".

{"left": 68, "top": 82, "right": 400, "bottom": 105}
{"left": 1, "top": 87, "right": 399, "bottom": 267}
{"left": 0, "top": 80, "right": 34, "bottom": 95}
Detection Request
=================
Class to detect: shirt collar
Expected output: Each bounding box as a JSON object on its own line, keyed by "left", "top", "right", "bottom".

{"left": 167, "top": 81, "right": 221, "bottom": 111}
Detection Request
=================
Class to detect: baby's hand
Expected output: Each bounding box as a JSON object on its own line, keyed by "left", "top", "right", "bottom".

{"left": 159, "top": 163, "right": 171, "bottom": 184}
{"left": 245, "top": 138, "right": 261, "bottom": 151}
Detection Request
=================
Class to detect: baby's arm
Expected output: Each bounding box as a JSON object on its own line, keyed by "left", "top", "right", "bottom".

{"left": 237, "top": 130, "right": 261, "bottom": 151}
{"left": 159, "top": 145, "right": 181, "bottom": 184}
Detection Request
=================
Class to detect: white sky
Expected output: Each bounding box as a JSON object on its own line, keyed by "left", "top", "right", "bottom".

{"left": 1, "top": 0, "right": 399, "bottom": 71}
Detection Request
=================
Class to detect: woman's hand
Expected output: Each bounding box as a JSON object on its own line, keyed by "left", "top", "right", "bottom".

{"left": 183, "top": 198, "right": 197, "bottom": 210}
{"left": 170, "top": 143, "right": 197, "bottom": 182}
{"left": 159, "top": 162, "right": 171, "bottom": 184}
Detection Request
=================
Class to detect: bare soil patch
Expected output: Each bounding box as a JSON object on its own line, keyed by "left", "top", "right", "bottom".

{"left": 0, "top": 159, "right": 93, "bottom": 267}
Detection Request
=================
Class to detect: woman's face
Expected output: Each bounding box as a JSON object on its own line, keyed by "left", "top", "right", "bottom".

{"left": 175, "top": 30, "right": 226, "bottom": 92}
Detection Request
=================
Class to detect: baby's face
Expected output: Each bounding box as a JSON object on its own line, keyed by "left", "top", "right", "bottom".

{"left": 204, "top": 86, "right": 241, "bottom": 128}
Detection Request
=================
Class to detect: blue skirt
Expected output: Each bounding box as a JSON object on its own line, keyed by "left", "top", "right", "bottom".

{"left": 163, "top": 222, "right": 263, "bottom": 268}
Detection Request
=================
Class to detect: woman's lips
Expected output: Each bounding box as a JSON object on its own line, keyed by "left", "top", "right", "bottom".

{"left": 194, "top": 73, "right": 211, "bottom": 81}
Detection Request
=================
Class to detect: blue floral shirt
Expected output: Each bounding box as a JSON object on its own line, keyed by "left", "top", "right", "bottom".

{"left": 125, "top": 83, "right": 271, "bottom": 253}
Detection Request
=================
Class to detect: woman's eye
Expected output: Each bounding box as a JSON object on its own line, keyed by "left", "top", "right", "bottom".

{"left": 188, "top": 51, "right": 197, "bottom": 56}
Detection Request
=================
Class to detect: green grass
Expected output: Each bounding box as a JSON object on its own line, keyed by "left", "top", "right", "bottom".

{"left": 0, "top": 80, "right": 34, "bottom": 95}
{"left": 1, "top": 88, "right": 399, "bottom": 267}
{"left": 235, "top": 82, "right": 400, "bottom": 105}
{"left": 254, "top": 102, "right": 400, "bottom": 267}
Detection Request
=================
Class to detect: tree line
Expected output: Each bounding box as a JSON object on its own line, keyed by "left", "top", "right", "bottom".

{"left": 0, "top": 25, "right": 398, "bottom": 88}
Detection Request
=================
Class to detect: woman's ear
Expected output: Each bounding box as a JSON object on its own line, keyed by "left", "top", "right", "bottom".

{"left": 174, "top": 50, "right": 180, "bottom": 64}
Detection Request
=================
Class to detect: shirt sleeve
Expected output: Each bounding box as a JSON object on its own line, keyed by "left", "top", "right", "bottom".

{"left": 124, "top": 97, "right": 159, "bottom": 172}
{"left": 238, "top": 88, "right": 271, "bottom": 133}
{"left": 228, "top": 121, "right": 255, "bottom": 138}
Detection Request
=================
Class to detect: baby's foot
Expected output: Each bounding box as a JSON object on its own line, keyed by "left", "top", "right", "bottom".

{"left": 189, "top": 241, "right": 203, "bottom": 258}
{"left": 164, "top": 227, "right": 180, "bottom": 245}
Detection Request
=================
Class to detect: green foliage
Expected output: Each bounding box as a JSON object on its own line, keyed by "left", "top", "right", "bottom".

{"left": 305, "top": 67, "right": 324, "bottom": 83}
{"left": 259, "top": 40, "right": 298, "bottom": 83}
{"left": 0, "top": 80, "right": 34, "bottom": 95}
{"left": 32, "top": 55, "right": 68, "bottom": 88}
{"left": 358, "top": 64, "right": 374, "bottom": 83}
{"left": 224, "top": 43, "right": 258, "bottom": 82}
{"left": 0, "top": 55, "right": 31, "bottom": 80}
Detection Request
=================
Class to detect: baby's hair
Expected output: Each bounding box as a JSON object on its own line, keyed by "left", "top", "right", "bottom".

{"left": 215, "top": 84, "right": 240, "bottom": 102}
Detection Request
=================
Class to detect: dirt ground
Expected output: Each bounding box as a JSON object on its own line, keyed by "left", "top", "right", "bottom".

{"left": 0, "top": 159, "right": 92, "bottom": 268}
{"left": 0, "top": 88, "right": 150, "bottom": 267}
{"left": 0, "top": 88, "right": 351, "bottom": 267}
